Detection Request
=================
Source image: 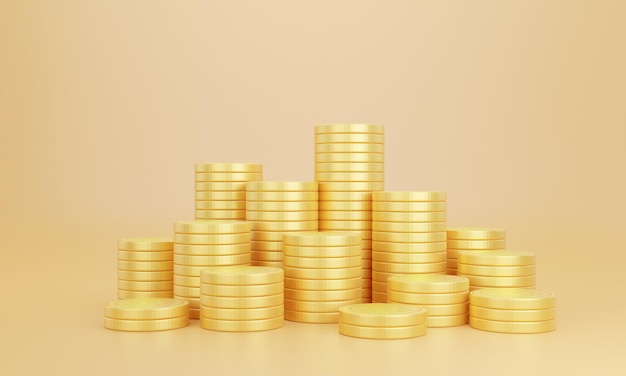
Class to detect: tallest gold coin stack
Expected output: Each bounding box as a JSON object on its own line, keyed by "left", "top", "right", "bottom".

{"left": 315, "top": 124, "right": 385, "bottom": 303}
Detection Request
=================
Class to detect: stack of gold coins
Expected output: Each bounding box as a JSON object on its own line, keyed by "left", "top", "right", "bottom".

{"left": 338, "top": 303, "right": 427, "bottom": 339}
{"left": 173, "top": 220, "right": 251, "bottom": 319}
{"left": 457, "top": 250, "right": 536, "bottom": 291}
{"left": 446, "top": 227, "right": 506, "bottom": 275}
{"left": 387, "top": 274, "right": 470, "bottom": 327}
{"left": 117, "top": 238, "right": 174, "bottom": 299}
{"left": 315, "top": 124, "right": 385, "bottom": 302}
{"left": 104, "top": 298, "right": 189, "bottom": 332}
{"left": 195, "top": 163, "right": 263, "bottom": 220}
{"left": 371, "top": 191, "right": 448, "bottom": 303}
{"left": 199, "top": 266, "right": 284, "bottom": 331}
{"left": 282, "top": 232, "right": 363, "bottom": 323}
{"left": 470, "top": 288, "right": 557, "bottom": 333}
{"left": 246, "top": 181, "right": 319, "bottom": 268}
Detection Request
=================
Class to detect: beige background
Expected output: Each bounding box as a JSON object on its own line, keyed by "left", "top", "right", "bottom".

{"left": 1, "top": 0, "right": 625, "bottom": 374}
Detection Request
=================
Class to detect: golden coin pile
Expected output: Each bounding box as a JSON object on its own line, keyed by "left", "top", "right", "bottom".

{"left": 315, "top": 124, "right": 385, "bottom": 302}
{"left": 282, "top": 232, "right": 363, "bottom": 323}
{"left": 246, "top": 181, "right": 319, "bottom": 268}
{"left": 470, "top": 288, "right": 556, "bottom": 333}
{"left": 446, "top": 227, "right": 505, "bottom": 275}
{"left": 371, "top": 191, "right": 447, "bottom": 302}
{"left": 195, "top": 163, "right": 263, "bottom": 220}
{"left": 457, "top": 250, "right": 536, "bottom": 291}
{"left": 117, "top": 238, "right": 174, "bottom": 299}
{"left": 173, "top": 220, "right": 252, "bottom": 319}
{"left": 199, "top": 266, "right": 284, "bottom": 332}
{"left": 387, "top": 274, "right": 470, "bottom": 327}
{"left": 338, "top": 303, "right": 428, "bottom": 339}
{"left": 104, "top": 298, "right": 189, "bottom": 332}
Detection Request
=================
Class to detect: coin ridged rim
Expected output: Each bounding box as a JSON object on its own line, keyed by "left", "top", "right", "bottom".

{"left": 117, "top": 280, "right": 174, "bottom": 291}
{"left": 339, "top": 303, "right": 427, "bottom": 327}
{"left": 200, "top": 304, "right": 284, "bottom": 321}
{"left": 372, "top": 211, "right": 447, "bottom": 222}
{"left": 246, "top": 201, "right": 319, "bottom": 211}
{"left": 283, "top": 266, "right": 362, "bottom": 280}
{"left": 283, "top": 255, "right": 362, "bottom": 269}
{"left": 246, "top": 211, "right": 319, "bottom": 222}
{"left": 372, "top": 260, "right": 447, "bottom": 273}
{"left": 339, "top": 321, "right": 427, "bottom": 339}
{"left": 200, "top": 282, "right": 284, "bottom": 297}
{"left": 319, "top": 211, "right": 372, "bottom": 221}
{"left": 284, "top": 288, "right": 362, "bottom": 302}
{"left": 458, "top": 250, "right": 535, "bottom": 266}
{"left": 387, "top": 274, "right": 469, "bottom": 293}
{"left": 284, "top": 310, "right": 339, "bottom": 323}
{"left": 200, "top": 266, "right": 283, "bottom": 285}
{"left": 174, "top": 220, "right": 250, "bottom": 234}
{"left": 118, "top": 238, "right": 173, "bottom": 251}
{"left": 117, "top": 260, "right": 173, "bottom": 272}
{"left": 284, "top": 298, "right": 362, "bottom": 312}
{"left": 315, "top": 163, "right": 384, "bottom": 173}
{"left": 118, "top": 250, "right": 173, "bottom": 261}
{"left": 315, "top": 153, "right": 384, "bottom": 163}
{"left": 372, "top": 202, "right": 447, "bottom": 212}
{"left": 427, "top": 313, "right": 469, "bottom": 327}
{"left": 469, "top": 288, "right": 556, "bottom": 310}
{"left": 105, "top": 298, "right": 189, "bottom": 320}
{"left": 284, "top": 277, "right": 362, "bottom": 291}
{"left": 470, "top": 306, "right": 556, "bottom": 322}
{"left": 195, "top": 172, "right": 263, "bottom": 182}
{"left": 319, "top": 201, "right": 373, "bottom": 211}
{"left": 195, "top": 201, "right": 246, "bottom": 210}
{"left": 200, "top": 294, "right": 284, "bottom": 309}
{"left": 372, "top": 222, "right": 447, "bottom": 233}
{"left": 104, "top": 315, "right": 189, "bottom": 331}
{"left": 315, "top": 124, "right": 384, "bottom": 134}
{"left": 447, "top": 227, "right": 506, "bottom": 240}
{"left": 246, "top": 181, "right": 318, "bottom": 192}
{"left": 194, "top": 191, "right": 246, "bottom": 201}
{"left": 372, "top": 270, "right": 446, "bottom": 283}
{"left": 282, "top": 231, "right": 362, "bottom": 247}
{"left": 199, "top": 316, "right": 283, "bottom": 332}
{"left": 250, "top": 221, "right": 319, "bottom": 231}
{"left": 372, "top": 250, "right": 447, "bottom": 264}
{"left": 315, "top": 133, "right": 385, "bottom": 144}
{"left": 173, "top": 233, "right": 250, "bottom": 245}
{"left": 388, "top": 290, "right": 469, "bottom": 305}
{"left": 447, "top": 239, "right": 506, "bottom": 250}
{"left": 373, "top": 191, "right": 446, "bottom": 202}
{"left": 372, "top": 231, "right": 447, "bottom": 243}
{"left": 315, "top": 172, "right": 384, "bottom": 182}
{"left": 195, "top": 163, "right": 262, "bottom": 173}
{"left": 246, "top": 191, "right": 319, "bottom": 201}
{"left": 469, "top": 316, "right": 556, "bottom": 333}
{"left": 173, "top": 243, "right": 250, "bottom": 256}
{"left": 283, "top": 244, "right": 362, "bottom": 258}
{"left": 173, "top": 253, "right": 251, "bottom": 266}
{"left": 458, "top": 263, "right": 536, "bottom": 277}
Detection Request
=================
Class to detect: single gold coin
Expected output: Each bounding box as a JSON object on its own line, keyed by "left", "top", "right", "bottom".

{"left": 105, "top": 298, "right": 189, "bottom": 320}
{"left": 458, "top": 250, "right": 535, "bottom": 266}
{"left": 386, "top": 271, "right": 469, "bottom": 294}
{"left": 195, "top": 163, "right": 262, "bottom": 173}
{"left": 339, "top": 322, "right": 427, "bottom": 339}
{"left": 421, "top": 302, "right": 469, "bottom": 316}
{"left": 470, "top": 288, "right": 556, "bottom": 310}
{"left": 194, "top": 182, "right": 248, "bottom": 191}
{"left": 372, "top": 250, "right": 447, "bottom": 264}
{"left": 372, "top": 270, "right": 445, "bottom": 283}
{"left": 470, "top": 306, "right": 556, "bottom": 322}
{"left": 427, "top": 313, "right": 469, "bottom": 327}
{"left": 173, "top": 285, "right": 200, "bottom": 298}
{"left": 372, "top": 211, "right": 446, "bottom": 222}
{"left": 173, "top": 253, "right": 251, "bottom": 266}
{"left": 372, "top": 221, "right": 447, "bottom": 233}
{"left": 339, "top": 303, "right": 427, "bottom": 327}
{"left": 200, "top": 294, "right": 284, "bottom": 309}
{"left": 469, "top": 316, "right": 556, "bottom": 334}
{"left": 284, "top": 298, "right": 361, "bottom": 313}
{"left": 283, "top": 244, "right": 361, "bottom": 258}
{"left": 284, "top": 277, "right": 362, "bottom": 291}
{"left": 284, "top": 266, "right": 362, "bottom": 280}
{"left": 195, "top": 172, "right": 263, "bottom": 182}
{"left": 315, "top": 124, "right": 385, "bottom": 134}
{"left": 250, "top": 221, "right": 318, "bottom": 232}
{"left": 195, "top": 201, "right": 246, "bottom": 210}
{"left": 251, "top": 241, "right": 283, "bottom": 252}
{"left": 118, "top": 260, "right": 173, "bottom": 272}
{"left": 372, "top": 202, "right": 447, "bottom": 212}
{"left": 200, "top": 282, "right": 284, "bottom": 297}
{"left": 458, "top": 263, "right": 536, "bottom": 277}
{"left": 461, "top": 274, "right": 537, "bottom": 288}
{"left": 199, "top": 316, "right": 283, "bottom": 332}
{"left": 173, "top": 274, "right": 200, "bottom": 287}
{"left": 319, "top": 191, "right": 373, "bottom": 201}
{"left": 284, "top": 310, "right": 339, "bottom": 323}
{"left": 174, "top": 261, "right": 251, "bottom": 277}
{"left": 250, "top": 260, "right": 284, "bottom": 268}
{"left": 246, "top": 210, "right": 319, "bottom": 222}
{"left": 315, "top": 152, "right": 384, "bottom": 163}
{"left": 195, "top": 210, "right": 246, "bottom": 220}
{"left": 200, "top": 265, "right": 284, "bottom": 285}
{"left": 319, "top": 200, "right": 372, "bottom": 211}
{"left": 319, "top": 211, "right": 372, "bottom": 221}
{"left": 315, "top": 143, "right": 384, "bottom": 154}
{"left": 246, "top": 191, "right": 319, "bottom": 202}
{"left": 315, "top": 133, "right": 384, "bottom": 144}
{"left": 201, "top": 304, "right": 284, "bottom": 321}
{"left": 246, "top": 201, "right": 318, "bottom": 212}
{"left": 283, "top": 231, "right": 362, "bottom": 247}
{"left": 315, "top": 162, "right": 384, "bottom": 173}
{"left": 104, "top": 315, "right": 189, "bottom": 332}
{"left": 250, "top": 250, "right": 283, "bottom": 262}
{"left": 315, "top": 172, "right": 384, "bottom": 182}
{"left": 117, "top": 290, "right": 173, "bottom": 299}
{"left": 118, "top": 237, "right": 173, "bottom": 251}
{"left": 373, "top": 191, "right": 446, "bottom": 202}
{"left": 174, "top": 220, "right": 250, "bottom": 234}
{"left": 372, "top": 232, "right": 447, "bottom": 243}
{"left": 246, "top": 181, "right": 317, "bottom": 191}
{"left": 447, "top": 239, "right": 506, "bottom": 250}
{"left": 283, "top": 255, "right": 362, "bottom": 269}
{"left": 173, "top": 233, "right": 250, "bottom": 245}
{"left": 118, "top": 270, "right": 173, "bottom": 282}
{"left": 447, "top": 227, "right": 505, "bottom": 240}
{"left": 319, "top": 220, "right": 372, "bottom": 230}
{"left": 173, "top": 243, "right": 250, "bottom": 256}
{"left": 284, "top": 288, "right": 361, "bottom": 302}
{"left": 195, "top": 191, "right": 246, "bottom": 201}
{"left": 117, "top": 280, "right": 173, "bottom": 292}
{"left": 371, "top": 290, "right": 388, "bottom": 303}
{"left": 388, "top": 290, "right": 469, "bottom": 305}
{"left": 373, "top": 261, "right": 447, "bottom": 274}
{"left": 118, "top": 250, "right": 172, "bottom": 262}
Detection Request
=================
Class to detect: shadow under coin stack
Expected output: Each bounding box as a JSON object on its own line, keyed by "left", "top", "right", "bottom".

{"left": 315, "top": 124, "right": 385, "bottom": 303}
{"left": 282, "top": 232, "right": 363, "bottom": 323}
{"left": 195, "top": 163, "right": 263, "bottom": 220}
{"left": 371, "top": 191, "right": 448, "bottom": 303}
{"left": 246, "top": 182, "right": 319, "bottom": 268}
{"left": 199, "top": 266, "right": 284, "bottom": 332}
{"left": 117, "top": 238, "right": 174, "bottom": 299}
{"left": 446, "top": 227, "right": 506, "bottom": 275}
{"left": 470, "top": 288, "right": 557, "bottom": 333}
{"left": 338, "top": 303, "right": 428, "bottom": 339}
{"left": 387, "top": 274, "right": 470, "bottom": 327}
{"left": 173, "top": 221, "right": 252, "bottom": 319}
{"left": 458, "top": 250, "right": 536, "bottom": 291}
{"left": 104, "top": 298, "right": 189, "bottom": 332}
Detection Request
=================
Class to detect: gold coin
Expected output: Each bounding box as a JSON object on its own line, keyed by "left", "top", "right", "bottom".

{"left": 195, "top": 201, "right": 246, "bottom": 210}
{"left": 469, "top": 316, "right": 556, "bottom": 334}
{"left": 199, "top": 316, "right": 283, "bottom": 332}
{"left": 319, "top": 201, "right": 372, "bottom": 211}
{"left": 447, "top": 227, "right": 505, "bottom": 240}
{"left": 174, "top": 220, "right": 250, "bottom": 234}
{"left": 339, "top": 303, "right": 427, "bottom": 327}
{"left": 250, "top": 250, "right": 283, "bottom": 262}
{"left": 118, "top": 250, "right": 172, "bottom": 262}
{"left": 372, "top": 202, "right": 447, "bottom": 212}
{"left": 388, "top": 290, "right": 469, "bottom": 305}
{"left": 470, "top": 306, "right": 556, "bottom": 322}
{"left": 315, "top": 172, "right": 384, "bottom": 182}
{"left": 283, "top": 244, "right": 361, "bottom": 258}
{"left": 371, "top": 280, "right": 388, "bottom": 293}
{"left": 315, "top": 152, "right": 384, "bottom": 163}
{"left": 195, "top": 210, "right": 246, "bottom": 220}
{"left": 372, "top": 270, "right": 445, "bottom": 283}
{"left": 178, "top": 297, "right": 200, "bottom": 309}
{"left": 200, "top": 294, "right": 284, "bottom": 309}
{"left": 458, "top": 250, "right": 535, "bottom": 266}
{"left": 118, "top": 237, "right": 173, "bottom": 251}
{"left": 318, "top": 182, "right": 385, "bottom": 192}
{"left": 372, "top": 222, "right": 446, "bottom": 233}
{"left": 362, "top": 248, "right": 373, "bottom": 259}
{"left": 246, "top": 181, "right": 318, "bottom": 191}
{"left": 284, "top": 298, "right": 361, "bottom": 313}
{"left": 284, "top": 277, "right": 362, "bottom": 291}
{"left": 283, "top": 255, "right": 362, "bottom": 269}
{"left": 315, "top": 143, "right": 384, "bottom": 154}
{"left": 427, "top": 313, "right": 468, "bottom": 327}
{"left": 201, "top": 305, "right": 284, "bottom": 321}
{"left": 251, "top": 241, "right": 283, "bottom": 251}
{"left": 104, "top": 315, "right": 188, "bottom": 332}
{"left": 421, "top": 302, "right": 469, "bottom": 316}
{"left": 173, "top": 233, "right": 250, "bottom": 245}
{"left": 372, "top": 191, "right": 446, "bottom": 202}
{"left": 284, "top": 288, "right": 361, "bottom": 302}
{"left": 282, "top": 231, "right": 362, "bottom": 247}
{"left": 362, "top": 258, "right": 372, "bottom": 268}
{"left": 200, "top": 265, "right": 284, "bottom": 285}
{"left": 195, "top": 163, "right": 262, "bottom": 173}
{"left": 246, "top": 211, "right": 319, "bottom": 222}
{"left": 315, "top": 124, "right": 384, "bottom": 134}
{"left": 174, "top": 262, "right": 251, "bottom": 277}
{"left": 173, "top": 274, "right": 200, "bottom": 287}
{"left": 174, "top": 243, "right": 250, "bottom": 256}
{"left": 174, "top": 253, "right": 251, "bottom": 266}
{"left": 372, "top": 211, "right": 446, "bottom": 222}
{"left": 246, "top": 201, "right": 318, "bottom": 212}
{"left": 371, "top": 290, "right": 387, "bottom": 303}
{"left": 118, "top": 260, "right": 173, "bottom": 272}
{"left": 117, "top": 290, "right": 173, "bottom": 299}
{"left": 447, "top": 239, "right": 506, "bottom": 250}
{"left": 284, "top": 266, "right": 362, "bottom": 280}
{"left": 195, "top": 172, "right": 263, "bottom": 182}
{"left": 447, "top": 249, "right": 460, "bottom": 259}
{"left": 173, "top": 285, "right": 200, "bottom": 297}
{"left": 105, "top": 298, "right": 189, "bottom": 320}
{"left": 250, "top": 231, "right": 290, "bottom": 242}
{"left": 200, "top": 282, "right": 284, "bottom": 297}
{"left": 460, "top": 274, "right": 536, "bottom": 288}
{"left": 457, "top": 263, "right": 536, "bottom": 277}
{"left": 118, "top": 270, "right": 173, "bottom": 282}
{"left": 315, "top": 162, "right": 384, "bottom": 172}
{"left": 246, "top": 191, "right": 319, "bottom": 202}
{"left": 319, "top": 191, "right": 372, "bottom": 201}
{"left": 250, "top": 221, "right": 318, "bottom": 232}
{"left": 118, "top": 280, "right": 173, "bottom": 292}
{"left": 320, "top": 211, "right": 372, "bottom": 221}
{"left": 284, "top": 310, "right": 339, "bottom": 323}
{"left": 372, "top": 232, "right": 447, "bottom": 243}
{"left": 195, "top": 191, "right": 246, "bottom": 201}
{"left": 372, "top": 250, "right": 447, "bottom": 264}
{"left": 194, "top": 182, "right": 248, "bottom": 191}
{"left": 319, "top": 220, "right": 372, "bottom": 230}
{"left": 189, "top": 308, "right": 200, "bottom": 319}
{"left": 339, "top": 322, "right": 426, "bottom": 339}
{"left": 251, "top": 260, "right": 284, "bottom": 268}
{"left": 470, "top": 288, "right": 556, "bottom": 310}
{"left": 372, "top": 261, "right": 447, "bottom": 273}
{"left": 315, "top": 133, "right": 384, "bottom": 144}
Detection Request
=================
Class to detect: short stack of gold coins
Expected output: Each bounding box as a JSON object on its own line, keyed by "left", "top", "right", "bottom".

{"left": 470, "top": 288, "right": 557, "bottom": 333}
{"left": 104, "top": 298, "right": 189, "bottom": 332}
{"left": 457, "top": 250, "right": 536, "bottom": 291}
{"left": 387, "top": 275, "right": 470, "bottom": 327}
{"left": 199, "top": 266, "right": 284, "bottom": 331}
{"left": 117, "top": 238, "right": 174, "bottom": 299}
{"left": 246, "top": 182, "right": 319, "bottom": 268}
{"left": 446, "top": 227, "right": 506, "bottom": 275}
{"left": 282, "top": 232, "right": 363, "bottom": 323}
{"left": 315, "top": 124, "right": 385, "bottom": 302}
{"left": 195, "top": 163, "right": 263, "bottom": 220}
{"left": 371, "top": 191, "right": 448, "bottom": 303}
{"left": 338, "top": 303, "right": 428, "bottom": 339}
{"left": 173, "top": 220, "right": 252, "bottom": 319}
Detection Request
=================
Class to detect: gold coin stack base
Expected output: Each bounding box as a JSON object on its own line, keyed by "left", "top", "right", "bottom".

{"left": 195, "top": 163, "right": 263, "bottom": 220}
{"left": 117, "top": 238, "right": 174, "bottom": 299}
{"left": 173, "top": 220, "right": 252, "bottom": 318}
{"left": 282, "top": 232, "right": 363, "bottom": 323}
{"left": 371, "top": 191, "right": 448, "bottom": 302}
{"left": 458, "top": 250, "right": 536, "bottom": 290}
{"left": 199, "top": 266, "right": 284, "bottom": 332}
{"left": 246, "top": 181, "right": 319, "bottom": 268}
{"left": 469, "top": 288, "right": 557, "bottom": 334}
{"left": 104, "top": 298, "right": 189, "bottom": 332}
{"left": 446, "top": 227, "right": 506, "bottom": 275}
{"left": 387, "top": 274, "right": 470, "bottom": 327}
{"left": 338, "top": 303, "right": 428, "bottom": 339}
